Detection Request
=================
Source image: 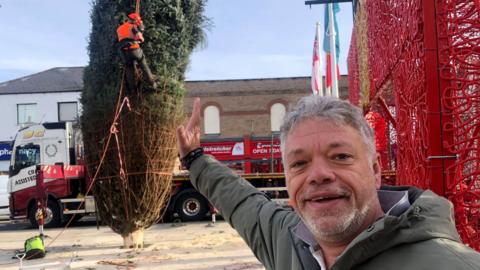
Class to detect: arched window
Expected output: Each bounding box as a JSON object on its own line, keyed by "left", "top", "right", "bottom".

{"left": 270, "top": 103, "right": 286, "bottom": 132}
{"left": 204, "top": 105, "right": 220, "bottom": 134}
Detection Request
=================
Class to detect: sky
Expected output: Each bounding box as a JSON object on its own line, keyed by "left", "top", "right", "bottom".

{"left": 0, "top": 0, "right": 353, "bottom": 83}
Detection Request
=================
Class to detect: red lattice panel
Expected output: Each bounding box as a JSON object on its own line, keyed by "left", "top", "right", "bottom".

{"left": 392, "top": 39, "right": 430, "bottom": 189}
{"left": 349, "top": 0, "right": 480, "bottom": 249}
{"left": 366, "top": 0, "right": 431, "bottom": 187}
{"left": 366, "top": 1, "right": 420, "bottom": 98}
{"left": 438, "top": 0, "right": 480, "bottom": 250}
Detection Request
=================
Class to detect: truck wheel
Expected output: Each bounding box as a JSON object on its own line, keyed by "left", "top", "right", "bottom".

{"left": 175, "top": 192, "right": 209, "bottom": 222}
{"left": 28, "top": 200, "right": 62, "bottom": 228}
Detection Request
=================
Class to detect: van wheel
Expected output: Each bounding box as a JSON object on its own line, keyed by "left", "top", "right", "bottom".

{"left": 28, "top": 200, "right": 62, "bottom": 228}
{"left": 175, "top": 192, "right": 209, "bottom": 222}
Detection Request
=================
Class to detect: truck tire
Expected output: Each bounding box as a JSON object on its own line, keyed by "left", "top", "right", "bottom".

{"left": 174, "top": 191, "right": 209, "bottom": 222}
{"left": 28, "top": 200, "right": 62, "bottom": 228}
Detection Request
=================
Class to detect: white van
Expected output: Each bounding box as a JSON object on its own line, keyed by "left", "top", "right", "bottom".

{"left": 0, "top": 175, "right": 9, "bottom": 219}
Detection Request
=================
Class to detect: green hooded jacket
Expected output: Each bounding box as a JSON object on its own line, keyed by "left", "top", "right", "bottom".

{"left": 189, "top": 155, "right": 480, "bottom": 270}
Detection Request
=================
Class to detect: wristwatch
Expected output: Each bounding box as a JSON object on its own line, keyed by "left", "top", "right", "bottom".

{"left": 181, "top": 147, "right": 204, "bottom": 169}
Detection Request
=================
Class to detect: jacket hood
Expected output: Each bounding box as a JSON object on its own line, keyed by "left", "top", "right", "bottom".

{"left": 335, "top": 187, "right": 462, "bottom": 269}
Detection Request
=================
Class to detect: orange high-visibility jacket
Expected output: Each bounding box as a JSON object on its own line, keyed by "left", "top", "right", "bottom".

{"left": 116, "top": 22, "right": 142, "bottom": 49}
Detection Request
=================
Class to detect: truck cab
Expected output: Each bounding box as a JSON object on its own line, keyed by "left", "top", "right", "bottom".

{"left": 8, "top": 122, "right": 94, "bottom": 227}
{"left": 9, "top": 122, "right": 73, "bottom": 183}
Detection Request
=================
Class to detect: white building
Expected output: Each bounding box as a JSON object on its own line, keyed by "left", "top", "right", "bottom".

{"left": 0, "top": 67, "right": 83, "bottom": 172}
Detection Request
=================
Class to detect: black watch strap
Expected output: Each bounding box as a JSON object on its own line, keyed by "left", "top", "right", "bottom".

{"left": 181, "top": 147, "right": 204, "bottom": 170}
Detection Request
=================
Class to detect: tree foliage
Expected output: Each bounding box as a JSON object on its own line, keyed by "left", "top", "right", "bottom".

{"left": 81, "top": 0, "right": 208, "bottom": 237}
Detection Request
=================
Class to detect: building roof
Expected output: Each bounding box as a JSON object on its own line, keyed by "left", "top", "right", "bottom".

{"left": 187, "top": 77, "right": 311, "bottom": 96}
{"left": 187, "top": 76, "right": 349, "bottom": 97}
{"left": 0, "top": 67, "right": 84, "bottom": 95}
{"left": 0, "top": 67, "right": 348, "bottom": 97}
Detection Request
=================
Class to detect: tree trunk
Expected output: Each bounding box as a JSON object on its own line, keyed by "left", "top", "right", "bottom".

{"left": 123, "top": 229, "right": 144, "bottom": 249}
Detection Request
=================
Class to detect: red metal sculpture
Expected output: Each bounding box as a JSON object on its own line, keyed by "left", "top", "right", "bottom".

{"left": 348, "top": 0, "right": 480, "bottom": 249}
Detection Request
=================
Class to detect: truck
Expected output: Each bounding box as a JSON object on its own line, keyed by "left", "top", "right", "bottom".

{"left": 167, "top": 134, "right": 291, "bottom": 222}
{"left": 7, "top": 122, "right": 290, "bottom": 227}
{"left": 8, "top": 122, "right": 96, "bottom": 227}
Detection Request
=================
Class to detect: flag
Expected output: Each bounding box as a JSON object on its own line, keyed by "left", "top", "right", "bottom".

{"left": 323, "top": 3, "right": 340, "bottom": 94}
{"left": 311, "top": 23, "right": 322, "bottom": 96}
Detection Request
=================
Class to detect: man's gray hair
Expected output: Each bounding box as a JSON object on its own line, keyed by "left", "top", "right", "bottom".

{"left": 280, "top": 95, "right": 376, "bottom": 160}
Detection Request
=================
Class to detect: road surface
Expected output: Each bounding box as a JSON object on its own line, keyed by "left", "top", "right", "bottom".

{"left": 0, "top": 219, "right": 264, "bottom": 270}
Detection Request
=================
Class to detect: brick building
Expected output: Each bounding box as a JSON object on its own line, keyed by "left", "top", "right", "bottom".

{"left": 0, "top": 67, "right": 349, "bottom": 172}
{"left": 185, "top": 76, "right": 349, "bottom": 138}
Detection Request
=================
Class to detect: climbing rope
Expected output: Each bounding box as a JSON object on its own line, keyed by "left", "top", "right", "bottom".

{"left": 6, "top": 2, "right": 153, "bottom": 263}
{"left": 0, "top": 71, "right": 133, "bottom": 266}
{"left": 45, "top": 71, "right": 132, "bottom": 247}
{"left": 135, "top": 0, "right": 141, "bottom": 14}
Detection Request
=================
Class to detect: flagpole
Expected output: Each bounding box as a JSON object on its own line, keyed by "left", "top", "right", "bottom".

{"left": 328, "top": 3, "right": 339, "bottom": 98}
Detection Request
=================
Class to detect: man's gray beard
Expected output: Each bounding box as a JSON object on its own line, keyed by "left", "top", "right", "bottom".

{"left": 300, "top": 196, "right": 376, "bottom": 244}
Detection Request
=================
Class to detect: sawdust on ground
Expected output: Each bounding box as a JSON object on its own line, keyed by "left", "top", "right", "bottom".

{"left": 0, "top": 220, "right": 265, "bottom": 270}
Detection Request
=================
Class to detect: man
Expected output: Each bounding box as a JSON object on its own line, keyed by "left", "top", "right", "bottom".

{"left": 116, "top": 12, "right": 156, "bottom": 92}
{"left": 176, "top": 96, "right": 480, "bottom": 270}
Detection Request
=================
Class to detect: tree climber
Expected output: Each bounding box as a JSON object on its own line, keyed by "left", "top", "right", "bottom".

{"left": 117, "top": 12, "right": 157, "bottom": 92}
